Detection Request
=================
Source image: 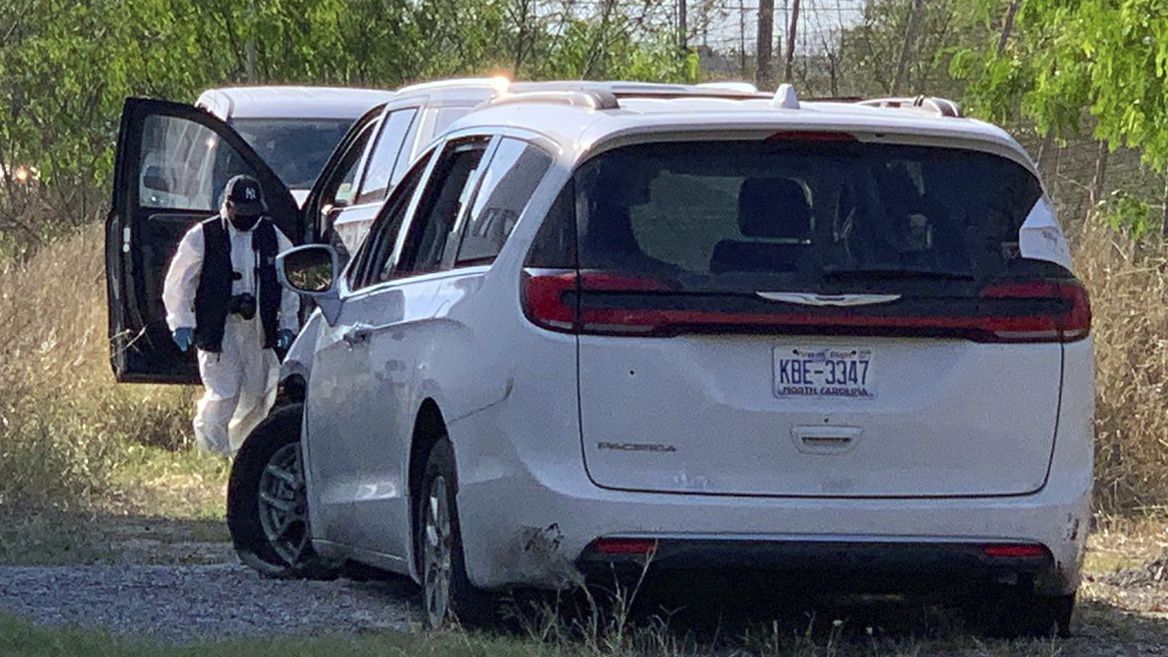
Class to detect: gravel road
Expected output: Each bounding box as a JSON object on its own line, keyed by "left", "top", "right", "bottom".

{"left": 0, "top": 563, "right": 418, "bottom": 643}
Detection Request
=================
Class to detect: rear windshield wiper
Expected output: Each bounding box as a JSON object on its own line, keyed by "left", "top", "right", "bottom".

{"left": 821, "top": 267, "right": 976, "bottom": 281}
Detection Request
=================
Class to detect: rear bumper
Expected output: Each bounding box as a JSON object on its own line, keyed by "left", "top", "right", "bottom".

{"left": 457, "top": 461, "right": 1091, "bottom": 596}
{"left": 577, "top": 538, "right": 1057, "bottom": 594}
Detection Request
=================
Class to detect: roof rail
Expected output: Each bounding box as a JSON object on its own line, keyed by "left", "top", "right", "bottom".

{"left": 486, "top": 89, "right": 620, "bottom": 111}
{"left": 395, "top": 76, "right": 511, "bottom": 95}
{"left": 856, "top": 95, "right": 963, "bottom": 117}
{"left": 512, "top": 80, "right": 765, "bottom": 101}
{"left": 697, "top": 81, "right": 759, "bottom": 94}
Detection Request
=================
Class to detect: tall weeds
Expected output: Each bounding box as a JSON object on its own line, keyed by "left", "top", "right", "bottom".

{"left": 0, "top": 222, "right": 191, "bottom": 516}
{"left": 1074, "top": 220, "right": 1168, "bottom": 513}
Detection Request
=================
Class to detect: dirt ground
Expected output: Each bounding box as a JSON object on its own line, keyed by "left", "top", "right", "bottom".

{"left": 4, "top": 513, "right": 1168, "bottom": 654}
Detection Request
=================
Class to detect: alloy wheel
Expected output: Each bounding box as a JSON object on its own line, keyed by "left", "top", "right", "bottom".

{"left": 257, "top": 442, "right": 310, "bottom": 565}
{"left": 422, "top": 475, "right": 454, "bottom": 627}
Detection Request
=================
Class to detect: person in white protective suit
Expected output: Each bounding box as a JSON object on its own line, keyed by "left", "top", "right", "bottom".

{"left": 162, "top": 175, "right": 298, "bottom": 455}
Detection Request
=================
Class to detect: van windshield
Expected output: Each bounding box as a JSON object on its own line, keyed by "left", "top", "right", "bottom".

{"left": 574, "top": 140, "right": 1048, "bottom": 293}
{"left": 233, "top": 118, "right": 353, "bottom": 189}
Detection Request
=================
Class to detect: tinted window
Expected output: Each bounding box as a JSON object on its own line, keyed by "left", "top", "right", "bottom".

{"left": 525, "top": 184, "right": 578, "bottom": 269}
{"left": 574, "top": 141, "right": 1044, "bottom": 293}
{"left": 455, "top": 139, "right": 552, "bottom": 266}
{"left": 394, "top": 138, "right": 490, "bottom": 277}
{"left": 355, "top": 109, "right": 417, "bottom": 205}
{"left": 346, "top": 151, "right": 433, "bottom": 290}
{"left": 233, "top": 118, "right": 352, "bottom": 188}
{"left": 323, "top": 122, "right": 376, "bottom": 208}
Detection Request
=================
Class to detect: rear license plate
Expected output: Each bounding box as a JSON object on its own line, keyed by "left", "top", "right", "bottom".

{"left": 774, "top": 347, "right": 875, "bottom": 399}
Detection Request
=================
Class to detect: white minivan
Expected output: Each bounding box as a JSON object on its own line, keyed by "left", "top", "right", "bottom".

{"left": 264, "top": 85, "right": 1092, "bottom": 636}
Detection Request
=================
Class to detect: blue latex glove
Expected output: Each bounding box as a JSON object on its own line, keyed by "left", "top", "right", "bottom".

{"left": 276, "top": 329, "right": 295, "bottom": 351}
{"left": 172, "top": 327, "right": 194, "bottom": 352}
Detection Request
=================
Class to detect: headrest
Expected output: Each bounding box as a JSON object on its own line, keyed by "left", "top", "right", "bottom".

{"left": 737, "top": 178, "right": 812, "bottom": 240}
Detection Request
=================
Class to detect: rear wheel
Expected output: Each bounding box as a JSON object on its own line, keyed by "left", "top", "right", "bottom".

{"left": 967, "top": 585, "right": 1074, "bottom": 638}
{"left": 416, "top": 437, "right": 492, "bottom": 628}
{"left": 227, "top": 403, "right": 335, "bottom": 579}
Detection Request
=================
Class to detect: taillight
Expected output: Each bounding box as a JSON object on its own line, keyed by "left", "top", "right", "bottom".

{"left": 521, "top": 269, "right": 577, "bottom": 331}
{"left": 521, "top": 269, "right": 1091, "bottom": 344}
{"left": 979, "top": 280, "right": 1091, "bottom": 343}
{"left": 589, "top": 537, "right": 658, "bottom": 556}
{"left": 983, "top": 543, "right": 1049, "bottom": 559}
{"left": 521, "top": 269, "right": 673, "bottom": 333}
{"left": 767, "top": 130, "right": 858, "bottom": 142}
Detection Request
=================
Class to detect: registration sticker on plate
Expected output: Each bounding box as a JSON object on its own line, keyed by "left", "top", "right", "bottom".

{"left": 773, "top": 347, "right": 875, "bottom": 399}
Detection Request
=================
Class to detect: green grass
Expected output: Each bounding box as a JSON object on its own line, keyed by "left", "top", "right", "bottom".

{"left": 0, "top": 616, "right": 564, "bottom": 657}
{"left": 0, "top": 613, "right": 1097, "bottom": 657}
{"left": 107, "top": 443, "right": 230, "bottom": 520}
{"left": 0, "top": 443, "right": 230, "bottom": 565}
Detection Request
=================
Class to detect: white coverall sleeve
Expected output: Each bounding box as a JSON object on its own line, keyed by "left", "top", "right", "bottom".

{"left": 162, "top": 226, "right": 205, "bottom": 332}
{"left": 275, "top": 229, "right": 301, "bottom": 332}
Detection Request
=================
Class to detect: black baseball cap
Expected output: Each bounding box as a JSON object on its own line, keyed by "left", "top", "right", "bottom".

{"left": 224, "top": 174, "right": 267, "bottom": 216}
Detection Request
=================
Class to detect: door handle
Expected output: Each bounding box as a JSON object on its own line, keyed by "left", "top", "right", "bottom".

{"left": 342, "top": 324, "right": 372, "bottom": 347}
{"left": 791, "top": 425, "right": 862, "bottom": 455}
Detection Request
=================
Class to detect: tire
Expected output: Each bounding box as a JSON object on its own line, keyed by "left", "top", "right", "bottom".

{"left": 227, "top": 403, "right": 335, "bottom": 580}
{"left": 966, "top": 585, "right": 1074, "bottom": 638}
{"left": 416, "top": 437, "right": 493, "bottom": 628}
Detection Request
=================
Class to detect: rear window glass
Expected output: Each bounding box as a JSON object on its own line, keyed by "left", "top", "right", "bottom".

{"left": 233, "top": 118, "right": 353, "bottom": 189}
{"left": 573, "top": 140, "right": 1046, "bottom": 292}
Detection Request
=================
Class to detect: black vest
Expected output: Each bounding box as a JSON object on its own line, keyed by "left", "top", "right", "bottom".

{"left": 193, "top": 216, "right": 281, "bottom": 352}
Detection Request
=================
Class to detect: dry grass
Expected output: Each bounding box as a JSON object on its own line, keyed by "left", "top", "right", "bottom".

{"left": 1073, "top": 220, "right": 1168, "bottom": 513}
{"left": 0, "top": 222, "right": 202, "bottom": 518}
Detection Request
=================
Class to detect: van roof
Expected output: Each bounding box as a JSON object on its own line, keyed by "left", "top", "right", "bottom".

{"left": 195, "top": 86, "right": 396, "bottom": 121}
{"left": 442, "top": 84, "right": 1032, "bottom": 170}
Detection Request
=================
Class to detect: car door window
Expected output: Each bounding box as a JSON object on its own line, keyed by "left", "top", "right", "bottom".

{"left": 454, "top": 138, "right": 553, "bottom": 266}
{"left": 345, "top": 149, "right": 434, "bottom": 291}
{"left": 354, "top": 109, "right": 418, "bottom": 205}
{"left": 392, "top": 137, "right": 491, "bottom": 278}
{"left": 391, "top": 106, "right": 471, "bottom": 186}
{"left": 139, "top": 115, "right": 259, "bottom": 211}
{"left": 323, "top": 121, "right": 376, "bottom": 208}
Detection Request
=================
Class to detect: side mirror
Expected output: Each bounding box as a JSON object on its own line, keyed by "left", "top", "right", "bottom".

{"left": 276, "top": 244, "right": 344, "bottom": 325}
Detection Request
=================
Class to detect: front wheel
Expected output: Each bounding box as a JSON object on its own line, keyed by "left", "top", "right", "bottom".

{"left": 417, "top": 437, "right": 493, "bottom": 628}
{"left": 227, "top": 403, "right": 335, "bottom": 579}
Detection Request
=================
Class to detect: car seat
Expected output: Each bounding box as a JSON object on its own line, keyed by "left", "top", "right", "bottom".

{"left": 709, "top": 178, "right": 813, "bottom": 274}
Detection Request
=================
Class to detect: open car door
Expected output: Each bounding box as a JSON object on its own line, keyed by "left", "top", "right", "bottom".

{"left": 107, "top": 98, "right": 300, "bottom": 384}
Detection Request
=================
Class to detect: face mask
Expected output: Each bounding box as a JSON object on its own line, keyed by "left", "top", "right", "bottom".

{"left": 230, "top": 214, "right": 260, "bottom": 231}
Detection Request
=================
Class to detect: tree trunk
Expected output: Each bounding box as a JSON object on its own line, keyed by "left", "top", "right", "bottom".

{"left": 739, "top": 0, "right": 747, "bottom": 77}
{"left": 782, "top": 0, "right": 801, "bottom": 83}
{"left": 1161, "top": 176, "right": 1168, "bottom": 237}
{"left": 678, "top": 0, "right": 687, "bottom": 49}
{"left": 756, "top": 0, "right": 774, "bottom": 88}
{"left": 997, "top": 0, "right": 1022, "bottom": 55}
{"left": 1089, "top": 141, "right": 1109, "bottom": 210}
{"left": 891, "top": 0, "right": 924, "bottom": 95}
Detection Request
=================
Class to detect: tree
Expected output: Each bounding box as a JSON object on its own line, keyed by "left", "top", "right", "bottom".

{"left": 838, "top": 0, "right": 984, "bottom": 98}
{"left": 0, "top": 0, "right": 698, "bottom": 255}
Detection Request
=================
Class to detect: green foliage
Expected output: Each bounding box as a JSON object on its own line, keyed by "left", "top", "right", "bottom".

{"left": 1102, "top": 190, "right": 1155, "bottom": 240}
{"left": 959, "top": 0, "right": 1168, "bottom": 172}
{"left": 0, "top": 0, "right": 696, "bottom": 252}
